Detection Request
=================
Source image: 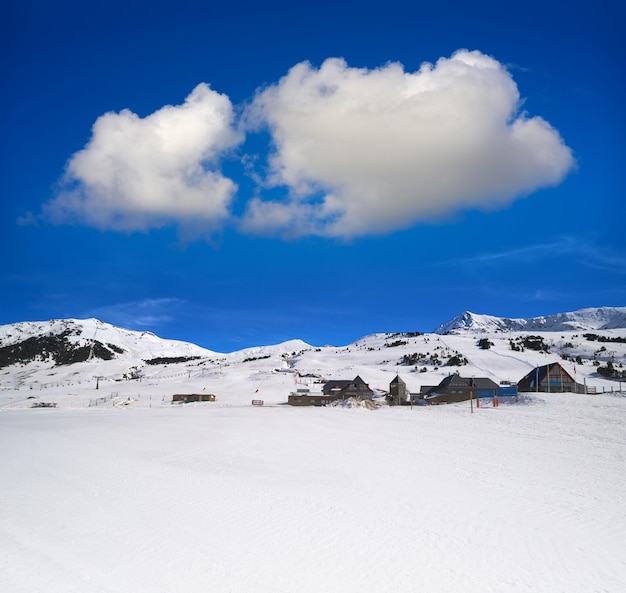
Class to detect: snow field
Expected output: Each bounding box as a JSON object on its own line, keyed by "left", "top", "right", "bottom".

{"left": 1, "top": 393, "right": 626, "bottom": 593}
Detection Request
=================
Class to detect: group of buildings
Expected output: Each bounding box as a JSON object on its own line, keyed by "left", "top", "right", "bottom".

{"left": 287, "top": 362, "right": 584, "bottom": 407}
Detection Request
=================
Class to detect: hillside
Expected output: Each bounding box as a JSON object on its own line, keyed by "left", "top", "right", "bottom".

{"left": 1, "top": 307, "right": 624, "bottom": 408}
{"left": 0, "top": 318, "right": 215, "bottom": 366}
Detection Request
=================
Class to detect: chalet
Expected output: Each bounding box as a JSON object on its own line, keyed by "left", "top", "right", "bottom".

{"left": 322, "top": 375, "right": 373, "bottom": 400}
{"left": 517, "top": 362, "right": 582, "bottom": 393}
{"left": 420, "top": 373, "right": 498, "bottom": 404}
{"left": 288, "top": 376, "right": 374, "bottom": 406}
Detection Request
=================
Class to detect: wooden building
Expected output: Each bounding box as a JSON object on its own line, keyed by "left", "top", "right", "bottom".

{"left": 287, "top": 389, "right": 335, "bottom": 406}
{"left": 420, "top": 373, "right": 498, "bottom": 404}
{"left": 517, "top": 362, "right": 581, "bottom": 393}
{"left": 388, "top": 374, "right": 408, "bottom": 405}
{"left": 322, "top": 375, "right": 373, "bottom": 400}
{"left": 289, "top": 376, "right": 374, "bottom": 406}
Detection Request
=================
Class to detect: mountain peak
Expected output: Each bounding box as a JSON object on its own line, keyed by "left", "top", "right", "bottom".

{"left": 0, "top": 318, "right": 216, "bottom": 369}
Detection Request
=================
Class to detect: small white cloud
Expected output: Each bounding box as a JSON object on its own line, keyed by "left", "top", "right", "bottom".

{"left": 45, "top": 84, "right": 242, "bottom": 234}
{"left": 242, "top": 50, "right": 575, "bottom": 238}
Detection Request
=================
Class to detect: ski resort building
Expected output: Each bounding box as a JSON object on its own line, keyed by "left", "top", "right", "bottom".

{"left": 288, "top": 375, "right": 374, "bottom": 406}
{"left": 388, "top": 374, "right": 408, "bottom": 405}
{"left": 172, "top": 393, "right": 216, "bottom": 403}
{"left": 287, "top": 389, "right": 333, "bottom": 406}
{"left": 517, "top": 362, "right": 582, "bottom": 393}
{"left": 322, "top": 375, "right": 374, "bottom": 399}
{"left": 420, "top": 373, "right": 499, "bottom": 404}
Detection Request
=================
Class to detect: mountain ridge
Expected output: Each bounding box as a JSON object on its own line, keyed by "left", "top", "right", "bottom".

{"left": 2, "top": 307, "right": 626, "bottom": 368}
{"left": 1, "top": 307, "right": 625, "bottom": 408}
{"left": 433, "top": 307, "right": 626, "bottom": 335}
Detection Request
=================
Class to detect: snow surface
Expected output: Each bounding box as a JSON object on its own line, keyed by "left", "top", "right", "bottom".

{"left": 1, "top": 395, "right": 626, "bottom": 593}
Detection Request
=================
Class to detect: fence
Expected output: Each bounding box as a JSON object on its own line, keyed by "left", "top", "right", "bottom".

{"left": 89, "top": 393, "right": 117, "bottom": 407}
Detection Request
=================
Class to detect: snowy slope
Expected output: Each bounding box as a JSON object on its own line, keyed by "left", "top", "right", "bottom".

{"left": 0, "top": 317, "right": 216, "bottom": 358}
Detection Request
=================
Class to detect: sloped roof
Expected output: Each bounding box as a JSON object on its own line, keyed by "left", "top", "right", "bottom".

{"left": 518, "top": 362, "right": 574, "bottom": 385}
{"left": 473, "top": 377, "right": 499, "bottom": 390}
{"left": 323, "top": 375, "right": 372, "bottom": 394}
{"left": 324, "top": 379, "right": 352, "bottom": 391}
{"left": 390, "top": 374, "right": 406, "bottom": 385}
{"left": 437, "top": 373, "right": 470, "bottom": 389}
{"left": 428, "top": 373, "right": 498, "bottom": 391}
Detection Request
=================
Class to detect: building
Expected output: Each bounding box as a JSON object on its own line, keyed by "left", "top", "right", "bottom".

{"left": 517, "top": 362, "right": 582, "bottom": 393}
{"left": 288, "top": 376, "right": 374, "bottom": 406}
{"left": 322, "top": 375, "right": 373, "bottom": 400}
{"left": 287, "top": 389, "right": 335, "bottom": 406}
{"left": 420, "top": 373, "right": 498, "bottom": 404}
{"left": 172, "top": 393, "right": 216, "bottom": 403}
{"left": 388, "top": 374, "right": 408, "bottom": 405}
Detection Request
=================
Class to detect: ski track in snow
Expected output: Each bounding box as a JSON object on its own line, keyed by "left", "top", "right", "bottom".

{"left": 1, "top": 396, "right": 626, "bottom": 593}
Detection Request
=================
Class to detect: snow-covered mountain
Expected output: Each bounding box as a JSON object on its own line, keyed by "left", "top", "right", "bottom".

{"left": 0, "top": 318, "right": 216, "bottom": 368}
{"left": 434, "top": 307, "right": 626, "bottom": 335}
{"left": 1, "top": 307, "right": 625, "bottom": 408}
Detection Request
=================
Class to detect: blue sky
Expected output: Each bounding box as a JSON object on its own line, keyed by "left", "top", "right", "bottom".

{"left": 2, "top": 0, "right": 624, "bottom": 351}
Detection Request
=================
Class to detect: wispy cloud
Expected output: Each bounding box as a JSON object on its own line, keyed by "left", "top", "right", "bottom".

{"left": 457, "top": 237, "right": 579, "bottom": 264}
{"left": 452, "top": 236, "right": 626, "bottom": 275}
{"left": 83, "top": 298, "right": 185, "bottom": 330}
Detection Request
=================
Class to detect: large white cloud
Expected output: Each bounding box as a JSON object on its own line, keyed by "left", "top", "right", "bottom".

{"left": 45, "top": 84, "right": 242, "bottom": 233}
{"left": 241, "top": 50, "right": 575, "bottom": 237}
{"left": 42, "top": 51, "right": 575, "bottom": 239}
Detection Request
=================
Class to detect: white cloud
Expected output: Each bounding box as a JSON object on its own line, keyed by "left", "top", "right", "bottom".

{"left": 242, "top": 50, "right": 575, "bottom": 237}
{"left": 444, "top": 235, "right": 626, "bottom": 276}
{"left": 41, "top": 51, "right": 575, "bottom": 240}
{"left": 45, "top": 84, "right": 242, "bottom": 233}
